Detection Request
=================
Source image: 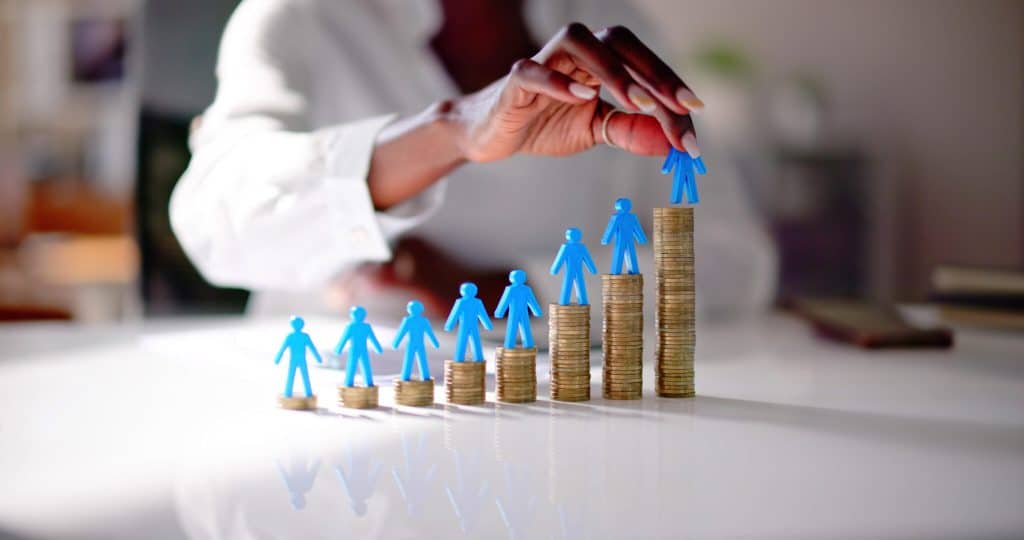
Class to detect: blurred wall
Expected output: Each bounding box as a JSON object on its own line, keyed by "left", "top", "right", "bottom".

{"left": 636, "top": 0, "right": 1024, "bottom": 299}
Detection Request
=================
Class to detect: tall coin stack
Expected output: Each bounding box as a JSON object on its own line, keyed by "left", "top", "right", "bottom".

{"left": 444, "top": 360, "right": 486, "bottom": 405}
{"left": 339, "top": 385, "right": 379, "bottom": 409}
{"left": 548, "top": 303, "right": 591, "bottom": 401}
{"left": 495, "top": 347, "right": 537, "bottom": 403}
{"left": 653, "top": 207, "right": 696, "bottom": 397}
{"left": 601, "top": 274, "right": 644, "bottom": 399}
{"left": 394, "top": 379, "right": 435, "bottom": 407}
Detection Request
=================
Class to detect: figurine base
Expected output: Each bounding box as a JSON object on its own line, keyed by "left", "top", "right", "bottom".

{"left": 278, "top": 394, "right": 317, "bottom": 410}
{"left": 495, "top": 347, "right": 537, "bottom": 403}
{"left": 339, "top": 385, "right": 379, "bottom": 409}
{"left": 394, "top": 379, "right": 435, "bottom": 407}
{"left": 444, "top": 360, "right": 486, "bottom": 405}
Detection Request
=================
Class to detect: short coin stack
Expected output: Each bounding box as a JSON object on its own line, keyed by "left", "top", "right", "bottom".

{"left": 653, "top": 207, "right": 696, "bottom": 397}
{"left": 601, "top": 274, "right": 644, "bottom": 399}
{"left": 278, "top": 394, "right": 317, "bottom": 410}
{"left": 444, "top": 360, "right": 486, "bottom": 405}
{"left": 548, "top": 303, "right": 591, "bottom": 401}
{"left": 393, "top": 378, "right": 435, "bottom": 407}
{"left": 339, "top": 385, "right": 379, "bottom": 409}
{"left": 495, "top": 347, "right": 537, "bottom": 403}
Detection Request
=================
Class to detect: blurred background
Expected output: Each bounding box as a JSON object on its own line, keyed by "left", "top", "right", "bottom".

{"left": 0, "top": 0, "right": 1020, "bottom": 325}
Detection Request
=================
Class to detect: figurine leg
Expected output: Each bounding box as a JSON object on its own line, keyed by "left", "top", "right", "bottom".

{"left": 344, "top": 355, "right": 357, "bottom": 387}
{"left": 401, "top": 347, "right": 414, "bottom": 381}
{"left": 518, "top": 316, "right": 534, "bottom": 348}
{"left": 626, "top": 245, "right": 639, "bottom": 275}
{"left": 671, "top": 170, "right": 684, "bottom": 205}
{"left": 359, "top": 352, "right": 374, "bottom": 387}
{"left": 416, "top": 348, "right": 431, "bottom": 380}
{"left": 559, "top": 275, "right": 573, "bottom": 305}
{"left": 297, "top": 361, "right": 313, "bottom": 397}
{"left": 469, "top": 330, "right": 484, "bottom": 362}
{"left": 574, "top": 273, "right": 589, "bottom": 305}
{"left": 284, "top": 362, "right": 298, "bottom": 398}
{"left": 610, "top": 245, "right": 625, "bottom": 275}
{"left": 503, "top": 321, "right": 517, "bottom": 349}
{"left": 454, "top": 331, "right": 468, "bottom": 362}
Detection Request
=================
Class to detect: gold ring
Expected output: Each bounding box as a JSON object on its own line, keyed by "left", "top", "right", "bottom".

{"left": 602, "top": 108, "right": 624, "bottom": 150}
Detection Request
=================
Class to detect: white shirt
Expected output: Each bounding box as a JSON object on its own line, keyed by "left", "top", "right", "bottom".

{"left": 170, "top": 0, "right": 776, "bottom": 317}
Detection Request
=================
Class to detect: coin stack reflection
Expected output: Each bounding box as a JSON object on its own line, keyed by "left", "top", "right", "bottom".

{"left": 601, "top": 274, "right": 644, "bottom": 399}
{"left": 548, "top": 304, "right": 591, "bottom": 401}
{"left": 653, "top": 207, "right": 696, "bottom": 397}
{"left": 495, "top": 347, "right": 537, "bottom": 403}
{"left": 444, "top": 360, "right": 486, "bottom": 405}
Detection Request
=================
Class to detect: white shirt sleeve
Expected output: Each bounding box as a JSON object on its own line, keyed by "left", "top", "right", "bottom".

{"left": 168, "top": 0, "right": 443, "bottom": 291}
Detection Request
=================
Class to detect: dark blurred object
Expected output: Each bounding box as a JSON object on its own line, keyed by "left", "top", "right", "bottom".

{"left": 771, "top": 147, "right": 867, "bottom": 301}
{"left": 791, "top": 298, "right": 953, "bottom": 349}
{"left": 0, "top": 304, "right": 71, "bottom": 322}
{"left": 930, "top": 265, "right": 1024, "bottom": 331}
{"left": 70, "top": 16, "right": 127, "bottom": 84}
{"left": 136, "top": 110, "right": 248, "bottom": 315}
{"left": 26, "top": 180, "right": 130, "bottom": 234}
{"left": 349, "top": 236, "right": 508, "bottom": 319}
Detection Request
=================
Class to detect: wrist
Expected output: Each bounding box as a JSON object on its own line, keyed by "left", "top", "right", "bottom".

{"left": 426, "top": 98, "right": 469, "bottom": 165}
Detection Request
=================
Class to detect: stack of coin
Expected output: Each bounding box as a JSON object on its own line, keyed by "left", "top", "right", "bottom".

{"left": 495, "top": 347, "right": 537, "bottom": 403}
{"left": 602, "top": 274, "right": 644, "bottom": 399}
{"left": 548, "top": 303, "right": 591, "bottom": 401}
{"left": 278, "top": 394, "right": 317, "bottom": 410}
{"left": 653, "top": 207, "right": 696, "bottom": 398}
{"left": 394, "top": 378, "right": 435, "bottom": 407}
{"left": 444, "top": 360, "right": 486, "bottom": 405}
{"left": 339, "top": 385, "right": 379, "bottom": 409}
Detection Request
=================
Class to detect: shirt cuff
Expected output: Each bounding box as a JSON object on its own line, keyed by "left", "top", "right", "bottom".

{"left": 318, "top": 114, "right": 447, "bottom": 265}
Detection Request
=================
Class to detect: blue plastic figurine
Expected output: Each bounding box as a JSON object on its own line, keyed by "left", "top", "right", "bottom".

{"left": 494, "top": 270, "right": 543, "bottom": 348}
{"left": 444, "top": 283, "right": 493, "bottom": 362}
{"left": 335, "top": 306, "right": 383, "bottom": 387}
{"left": 600, "top": 198, "right": 648, "bottom": 275}
{"left": 660, "top": 147, "right": 707, "bottom": 205}
{"left": 550, "top": 227, "right": 599, "bottom": 305}
{"left": 393, "top": 300, "right": 440, "bottom": 381}
{"left": 274, "top": 316, "right": 323, "bottom": 398}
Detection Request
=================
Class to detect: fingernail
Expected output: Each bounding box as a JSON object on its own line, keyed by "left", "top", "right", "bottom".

{"left": 681, "top": 132, "right": 701, "bottom": 157}
{"left": 676, "top": 88, "right": 705, "bottom": 114}
{"left": 628, "top": 84, "right": 657, "bottom": 113}
{"left": 569, "top": 82, "right": 597, "bottom": 100}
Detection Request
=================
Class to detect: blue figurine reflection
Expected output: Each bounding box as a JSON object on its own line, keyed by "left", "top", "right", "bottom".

{"left": 392, "top": 432, "right": 437, "bottom": 518}
{"left": 444, "top": 283, "right": 493, "bottom": 362}
{"left": 273, "top": 316, "right": 323, "bottom": 398}
{"left": 661, "top": 147, "right": 707, "bottom": 205}
{"left": 494, "top": 270, "right": 543, "bottom": 348}
{"left": 334, "top": 444, "right": 381, "bottom": 517}
{"left": 600, "top": 198, "right": 648, "bottom": 275}
{"left": 275, "top": 455, "right": 321, "bottom": 510}
{"left": 550, "top": 228, "right": 598, "bottom": 305}
{"left": 446, "top": 449, "right": 489, "bottom": 534}
{"left": 393, "top": 300, "right": 439, "bottom": 381}
{"left": 335, "top": 306, "right": 383, "bottom": 387}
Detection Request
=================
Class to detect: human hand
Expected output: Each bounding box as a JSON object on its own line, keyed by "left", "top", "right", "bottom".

{"left": 447, "top": 23, "right": 704, "bottom": 162}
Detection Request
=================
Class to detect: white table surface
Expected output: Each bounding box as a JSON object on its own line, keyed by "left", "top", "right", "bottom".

{"left": 0, "top": 312, "right": 1022, "bottom": 540}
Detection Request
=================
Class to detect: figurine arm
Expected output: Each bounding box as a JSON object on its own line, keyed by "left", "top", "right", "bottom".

{"left": 367, "top": 327, "right": 384, "bottom": 355}
{"left": 550, "top": 245, "right": 567, "bottom": 274}
{"left": 392, "top": 318, "right": 409, "bottom": 349}
{"left": 444, "top": 301, "right": 460, "bottom": 332}
{"left": 425, "top": 322, "right": 441, "bottom": 349}
{"left": 633, "top": 218, "right": 648, "bottom": 245}
{"left": 306, "top": 335, "right": 323, "bottom": 364}
{"left": 494, "top": 288, "right": 511, "bottom": 318}
{"left": 582, "top": 246, "right": 599, "bottom": 274}
{"left": 273, "top": 340, "right": 288, "bottom": 365}
{"left": 600, "top": 217, "right": 616, "bottom": 245}
{"left": 477, "top": 303, "right": 494, "bottom": 331}
{"left": 334, "top": 327, "right": 352, "bottom": 355}
{"left": 527, "top": 289, "right": 543, "bottom": 317}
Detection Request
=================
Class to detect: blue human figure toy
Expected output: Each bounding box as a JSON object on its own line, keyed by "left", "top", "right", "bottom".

{"left": 444, "top": 283, "right": 493, "bottom": 362}
{"left": 273, "top": 316, "right": 323, "bottom": 398}
{"left": 335, "top": 306, "right": 384, "bottom": 387}
{"left": 661, "top": 147, "right": 707, "bottom": 205}
{"left": 494, "top": 270, "right": 543, "bottom": 348}
{"left": 393, "top": 300, "right": 440, "bottom": 381}
{"left": 600, "top": 198, "right": 648, "bottom": 275}
{"left": 550, "top": 228, "right": 599, "bottom": 305}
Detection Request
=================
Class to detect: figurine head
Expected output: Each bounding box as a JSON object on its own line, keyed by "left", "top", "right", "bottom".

{"left": 289, "top": 493, "right": 306, "bottom": 510}
{"left": 614, "top": 197, "right": 632, "bottom": 213}
{"left": 352, "top": 500, "right": 368, "bottom": 516}
{"left": 566, "top": 227, "right": 582, "bottom": 243}
{"left": 349, "top": 305, "right": 367, "bottom": 322}
{"left": 406, "top": 300, "right": 424, "bottom": 316}
{"left": 509, "top": 269, "right": 527, "bottom": 285}
{"left": 459, "top": 282, "right": 478, "bottom": 298}
{"left": 289, "top": 316, "right": 305, "bottom": 331}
